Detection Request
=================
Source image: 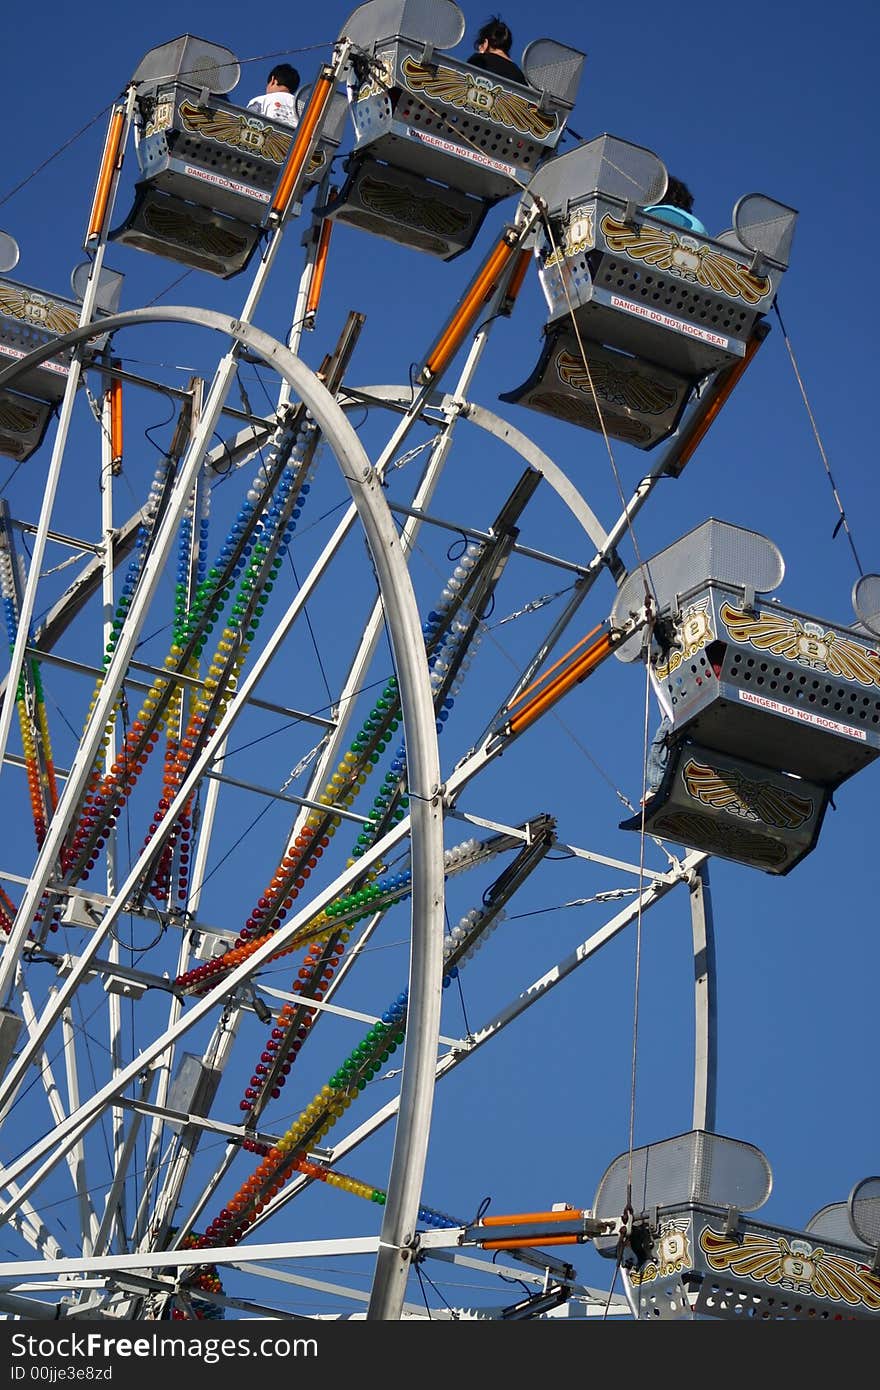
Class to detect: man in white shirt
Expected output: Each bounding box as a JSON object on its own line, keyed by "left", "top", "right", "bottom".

{"left": 246, "top": 63, "right": 300, "bottom": 127}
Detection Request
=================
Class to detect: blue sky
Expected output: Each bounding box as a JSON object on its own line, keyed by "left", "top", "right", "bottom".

{"left": 0, "top": 0, "right": 877, "bottom": 1318}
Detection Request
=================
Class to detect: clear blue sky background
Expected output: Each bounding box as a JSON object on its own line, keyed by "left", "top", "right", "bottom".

{"left": 0, "top": 0, "right": 878, "bottom": 1314}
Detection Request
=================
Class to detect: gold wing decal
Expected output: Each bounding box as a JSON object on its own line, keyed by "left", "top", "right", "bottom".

{"left": 44, "top": 302, "right": 78, "bottom": 334}
{"left": 359, "top": 176, "right": 470, "bottom": 236}
{"left": 701, "top": 1228, "right": 795, "bottom": 1282}
{"left": 401, "top": 58, "right": 477, "bottom": 106}
{"left": 179, "top": 100, "right": 249, "bottom": 144}
{"left": 143, "top": 204, "right": 248, "bottom": 258}
{"left": 695, "top": 246, "right": 771, "bottom": 304}
{"left": 0, "top": 286, "right": 77, "bottom": 334}
{"left": 401, "top": 58, "right": 556, "bottom": 139}
{"left": 809, "top": 1250, "right": 880, "bottom": 1310}
{"left": 488, "top": 88, "right": 558, "bottom": 139}
{"left": 177, "top": 101, "right": 291, "bottom": 162}
{"left": 683, "top": 759, "right": 813, "bottom": 829}
{"left": 820, "top": 636, "right": 880, "bottom": 686}
{"left": 556, "top": 350, "right": 679, "bottom": 413}
{"left": 527, "top": 392, "right": 653, "bottom": 443}
{"left": 601, "top": 214, "right": 684, "bottom": 270}
{"left": 721, "top": 601, "right": 880, "bottom": 687}
{"left": 254, "top": 126, "right": 294, "bottom": 163}
{"left": 700, "top": 1226, "right": 880, "bottom": 1310}
{"left": 601, "top": 214, "right": 771, "bottom": 304}
{"left": 0, "top": 398, "right": 42, "bottom": 432}
{"left": 720, "top": 602, "right": 811, "bottom": 659}
{"left": 653, "top": 810, "right": 788, "bottom": 867}
{"left": 0, "top": 285, "right": 32, "bottom": 320}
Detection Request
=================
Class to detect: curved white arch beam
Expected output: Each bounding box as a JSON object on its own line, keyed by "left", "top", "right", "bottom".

{"left": 0, "top": 308, "right": 444, "bottom": 1322}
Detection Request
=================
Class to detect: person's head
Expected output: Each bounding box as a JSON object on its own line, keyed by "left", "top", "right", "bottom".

{"left": 475, "top": 15, "right": 514, "bottom": 56}
{"left": 664, "top": 176, "right": 695, "bottom": 213}
{"left": 266, "top": 63, "right": 300, "bottom": 94}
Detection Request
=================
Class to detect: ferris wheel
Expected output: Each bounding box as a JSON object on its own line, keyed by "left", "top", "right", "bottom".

{"left": 0, "top": 2, "right": 878, "bottom": 1324}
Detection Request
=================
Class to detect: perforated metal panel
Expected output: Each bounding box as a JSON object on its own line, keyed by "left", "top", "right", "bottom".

{"left": 619, "top": 739, "right": 829, "bottom": 874}
{"left": 612, "top": 518, "right": 784, "bottom": 650}
{"left": 733, "top": 193, "right": 798, "bottom": 268}
{"left": 644, "top": 584, "right": 880, "bottom": 787}
{"left": 593, "top": 1130, "right": 772, "bottom": 1221}
{"left": 500, "top": 325, "right": 690, "bottom": 450}
{"left": 714, "top": 227, "right": 747, "bottom": 250}
{"left": 849, "top": 1177, "right": 880, "bottom": 1249}
{"left": 296, "top": 86, "right": 350, "bottom": 150}
{"left": 166, "top": 1052, "right": 221, "bottom": 1133}
{"left": 805, "top": 1200, "right": 872, "bottom": 1250}
{"left": 322, "top": 155, "right": 487, "bottom": 259}
{"left": 527, "top": 134, "right": 667, "bottom": 218}
{"left": 853, "top": 574, "right": 880, "bottom": 638}
{"left": 0, "top": 390, "right": 53, "bottom": 462}
{"left": 621, "top": 1203, "right": 880, "bottom": 1320}
{"left": 131, "top": 35, "right": 240, "bottom": 95}
{"left": 339, "top": 0, "right": 466, "bottom": 48}
{"left": 627, "top": 1274, "right": 695, "bottom": 1320}
{"left": 521, "top": 39, "right": 586, "bottom": 106}
{"left": 110, "top": 186, "right": 261, "bottom": 279}
{"left": 0, "top": 233, "right": 19, "bottom": 274}
{"left": 70, "top": 264, "right": 124, "bottom": 314}
{"left": 131, "top": 85, "right": 303, "bottom": 223}
{"left": 0, "top": 277, "right": 81, "bottom": 401}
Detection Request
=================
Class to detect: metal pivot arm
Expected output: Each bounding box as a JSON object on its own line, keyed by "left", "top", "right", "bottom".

{"left": 269, "top": 42, "right": 352, "bottom": 227}
{"left": 472, "top": 1208, "right": 621, "bottom": 1251}
{"left": 496, "top": 607, "right": 652, "bottom": 742}
{"left": 662, "top": 324, "right": 768, "bottom": 478}
{"left": 419, "top": 201, "right": 544, "bottom": 385}
{"left": 0, "top": 88, "right": 137, "bottom": 785}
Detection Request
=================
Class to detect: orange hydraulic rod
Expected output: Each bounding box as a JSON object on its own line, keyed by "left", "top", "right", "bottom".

{"left": 665, "top": 329, "right": 764, "bottom": 477}
{"left": 305, "top": 220, "right": 333, "bottom": 323}
{"left": 479, "top": 1208, "right": 585, "bottom": 1226}
{"left": 507, "top": 622, "right": 604, "bottom": 713}
{"left": 270, "top": 70, "right": 334, "bottom": 223}
{"left": 109, "top": 372, "right": 123, "bottom": 468}
{"left": 481, "top": 1235, "right": 581, "bottom": 1251}
{"left": 499, "top": 247, "right": 533, "bottom": 317}
{"left": 507, "top": 631, "right": 615, "bottom": 737}
{"left": 419, "top": 232, "right": 519, "bottom": 383}
{"left": 87, "top": 107, "right": 125, "bottom": 242}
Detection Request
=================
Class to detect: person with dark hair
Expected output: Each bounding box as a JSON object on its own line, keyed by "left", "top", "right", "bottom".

{"left": 643, "top": 175, "right": 708, "bottom": 236}
{"left": 247, "top": 63, "right": 301, "bottom": 127}
{"left": 467, "top": 15, "right": 527, "bottom": 84}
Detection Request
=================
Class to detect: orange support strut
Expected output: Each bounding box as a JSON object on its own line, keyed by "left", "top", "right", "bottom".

{"left": 305, "top": 220, "right": 333, "bottom": 323}
{"left": 109, "top": 373, "right": 123, "bottom": 468}
{"left": 666, "top": 329, "right": 764, "bottom": 477}
{"left": 479, "top": 1207, "right": 585, "bottom": 1226}
{"left": 481, "top": 1235, "right": 581, "bottom": 1251}
{"left": 507, "top": 622, "right": 604, "bottom": 713}
{"left": 87, "top": 108, "right": 125, "bottom": 242}
{"left": 499, "top": 247, "right": 532, "bottom": 316}
{"left": 420, "top": 233, "right": 519, "bottom": 383}
{"left": 270, "top": 71, "right": 334, "bottom": 223}
{"left": 507, "top": 631, "right": 615, "bottom": 737}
